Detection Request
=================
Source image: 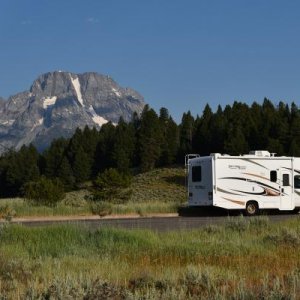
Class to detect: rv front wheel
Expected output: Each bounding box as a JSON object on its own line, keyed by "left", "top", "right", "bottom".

{"left": 245, "top": 201, "right": 259, "bottom": 216}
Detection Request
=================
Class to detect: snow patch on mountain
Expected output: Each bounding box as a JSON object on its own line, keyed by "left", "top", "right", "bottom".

{"left": 70, "top": 75, "right": 84, "bottom": 106}
{"left": 87, "top": 105, "right": 108, "bottom": 126}
{"left": 1, "top": 120, "right": 15, "bottom": 126}
{"left": 30, "top": 118, "right": 44, "bottom": 132}
{"left": 43, "top": 96, "right": 57, "bottom": 109}
{"left": 112, "top": 87, "right": 121, "bottom": 97}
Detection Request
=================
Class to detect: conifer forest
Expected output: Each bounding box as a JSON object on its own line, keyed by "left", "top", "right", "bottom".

{"left": 0, "top": 98, "right": 299, "bottom": 197}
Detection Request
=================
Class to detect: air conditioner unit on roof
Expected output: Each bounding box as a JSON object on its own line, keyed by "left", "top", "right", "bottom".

{"left": 249, "top": 150, "right": 271, "bottom": 157}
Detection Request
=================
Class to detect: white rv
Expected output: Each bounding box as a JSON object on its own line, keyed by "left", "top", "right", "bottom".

{"left": 186, "top": 151, "right": 300, "bottom": 215}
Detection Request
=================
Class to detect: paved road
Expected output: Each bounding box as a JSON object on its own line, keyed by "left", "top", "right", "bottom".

{"left": 11, "top": 213, "right": 300, "bottom": 231}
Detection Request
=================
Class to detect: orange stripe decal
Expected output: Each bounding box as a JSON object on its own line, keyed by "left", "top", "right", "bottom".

{"left": 222, "top": 197, "right": 245, "bottom": 206}
{"left": 242, "top": 172, "right": 269, "bottom": 181}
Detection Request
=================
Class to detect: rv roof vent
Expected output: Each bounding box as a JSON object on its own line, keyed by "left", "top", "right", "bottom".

{"left": 249, "top": 150, "right": 271, "bottom": 157}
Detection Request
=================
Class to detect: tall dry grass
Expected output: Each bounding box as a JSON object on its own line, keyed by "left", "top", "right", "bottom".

{"left": 0, "top": 216, "right": 300, "bottom": 298}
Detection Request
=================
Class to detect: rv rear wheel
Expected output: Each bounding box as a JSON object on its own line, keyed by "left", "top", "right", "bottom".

{"left": 245, "top": 201, "right": 259, "bottom": 216}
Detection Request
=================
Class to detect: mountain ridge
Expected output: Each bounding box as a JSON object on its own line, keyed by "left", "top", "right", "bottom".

{"left": 0, "top": 71, "right": 145, "bottom": 152}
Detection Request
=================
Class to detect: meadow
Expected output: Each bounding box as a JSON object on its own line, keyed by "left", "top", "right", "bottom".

{"left": 0, "top": 216, "right": 300, "bottom": 299}
{"left": 0, "top": 168, "right": 186, "bottom": 219}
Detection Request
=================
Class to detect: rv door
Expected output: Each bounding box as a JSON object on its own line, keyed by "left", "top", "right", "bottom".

{"left": 279, "top": 169, "right": 293, "bottom": 210}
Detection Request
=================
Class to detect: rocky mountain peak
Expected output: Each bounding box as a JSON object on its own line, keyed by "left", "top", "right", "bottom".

{"left": 30, "top": 71, "right": 74, "bottom": 97}
{"left": 0, "top": 71, "right": 145, "bottom": 152}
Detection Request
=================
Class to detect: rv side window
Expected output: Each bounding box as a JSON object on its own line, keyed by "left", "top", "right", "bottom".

{"left": 294, "top": 175, "right": 300, "bottom": 189}
{"left": 192, "top": 166, "right": 202, "bottom": 182}
{"left": 270, "top": 171, "right": 277, "bottom": 182}
{"left": 282, "top": 174, "right": 289, "bottom": 186}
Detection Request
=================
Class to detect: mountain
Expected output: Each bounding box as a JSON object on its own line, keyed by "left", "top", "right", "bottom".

{"left": 0, "top": 71, "right": 145, "bottom": 152}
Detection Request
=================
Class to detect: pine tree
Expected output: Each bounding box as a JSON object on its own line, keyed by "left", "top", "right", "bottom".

{"left": 43, "top": 138, "right": 69, "bottom": 178}
{"left": 57, "top": 156, "right": 75, "bottom": 189}
{"left": 91, "top": 168, "right": 132, "bottom": 203}
{"left": 210, "top": 105, "right": 226, "bottom": 153}
{"left": 81, "top": 126, "right": 100, "bottom": 168}
{"left": 137, "top": 105, "right": 162, "bottom": 171}
{"left": 43, "top": 137, "right": 76, "bottom": 189}
{"left": 260, "top": 98, "right": 277, "bottom": 149}
{"left": 224, "top": 123, "right": 249, "bottom": 155}
{"left": 72, "top": 146, "right": 91, "bottom": 184}
{"left": 4, "top": 145, "right": 40, "bottom": 196}
{"left": 159, "top": 108, "right": 179, "bottom": 166}
{"left": 65, "top": 129, "right": 87, "bottom": 184}
{"left": 111, "top": 118, "right": 136, "bottom": 173}
{"left": 267, "top": 138, "right": 284, "bottom": 155}
{"left": 93, "top": 122, "right": 116, "bottom": 175}
{"left": 249, "top": 102, "right": 264, "bottom": 150}
{"left": 178, "top": 111, "right": 194, "bottom": 160}
{"left": 193, "top": 104, "right": 212, "bottom": 155}
{"left": 289, "top": 103, "right": 300, "bottom": 156}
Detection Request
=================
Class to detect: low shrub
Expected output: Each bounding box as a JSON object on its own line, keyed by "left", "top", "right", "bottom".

{"left": 64, "top": 190, "right": 90, "bottom": 207}
{"left": 91, "top": 169, "right": 132, "bottom": 204}
{"left": 225, "top": 216, "right": 249, "bottom": 232}
{"left": 84, "top": 279, "right": 125, "bottom": 300}
{"left": 0, "top": 205, "right": 16, "bottom": 221}
{"left": 90, "top": 201, "right": 113, "bottom": 217}
{"left": 23, "top": 177, "right": 65, "bottom": 207}
{"left": 203, "top": 224, "right": 224, "bottom": 234}
{"left": 225, "top": 216, "right": 270, "bottom": 234}
{"left": 248, "top": 215, "right": 270, "bottom": 231}
{"left": 264, "top": 228, "right": 300, "bottom": 247}
{"left": 0, "top": 254, "right": 40, "bottom": 295}
{"left": 180, "top": 266, "right": 219, "bottom": 298}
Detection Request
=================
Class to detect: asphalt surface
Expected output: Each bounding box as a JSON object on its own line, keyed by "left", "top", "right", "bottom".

{"left": 10, "top": 211, "right": 300, "bottom": 232}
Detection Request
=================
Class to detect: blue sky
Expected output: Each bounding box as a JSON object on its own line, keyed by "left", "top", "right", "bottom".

{"left": 0, "top": 0, "right": 300, "bottom": 122}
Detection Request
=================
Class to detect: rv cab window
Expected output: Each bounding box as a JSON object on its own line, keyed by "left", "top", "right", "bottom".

{"left": 270, "top": 171, "right": 277, "bottom": 182}
{"left": 192, "top": 166, "right": 202, "bottom": 182}
{"left": 294, "top": 175, "right": 300, "bottom": 189}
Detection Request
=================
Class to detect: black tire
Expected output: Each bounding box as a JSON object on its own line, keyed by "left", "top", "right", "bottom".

{"left": 245, "top": 201, "right": 259, "bottom": 216}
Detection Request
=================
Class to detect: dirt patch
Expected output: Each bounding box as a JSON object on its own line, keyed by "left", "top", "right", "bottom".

{"left": 0, "top": 213, "right": 179, "bottom": 223}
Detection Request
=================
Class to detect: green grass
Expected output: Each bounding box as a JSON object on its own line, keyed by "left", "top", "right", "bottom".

{"left": 0, "top": 167, "right": 186, "bottom": 218}
{"left": 111, "top": 200, "right": 180, "bottom": 215}
{"left": 0, "top": 216, "right": 300, "bottom": 298}
{"left": 0, "top": 196, "right": 91, "bottom": 217}
{"left": 130, "top": 167, "right": 186, "bottom": 203}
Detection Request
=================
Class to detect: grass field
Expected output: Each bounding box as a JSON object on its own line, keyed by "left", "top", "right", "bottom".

{"left": 0, "top": 167, "right": 186, "bottom": 219}
{"left": 0, "top": 216, "right": 300, "bottom": 298}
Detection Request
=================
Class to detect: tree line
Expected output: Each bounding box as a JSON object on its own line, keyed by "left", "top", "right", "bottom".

{"left": 1, "top": 98, "right": 300, "bottom": 197}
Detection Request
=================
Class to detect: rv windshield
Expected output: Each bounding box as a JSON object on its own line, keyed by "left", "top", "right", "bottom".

{"left": 294, "top": 175, "right": 300, "bottom": 189}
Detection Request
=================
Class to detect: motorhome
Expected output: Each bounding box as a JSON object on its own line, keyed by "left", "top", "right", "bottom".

{"left": 186, "top": 151, "right": 300, "bottom": 215}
